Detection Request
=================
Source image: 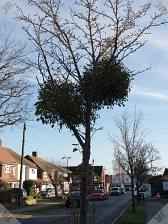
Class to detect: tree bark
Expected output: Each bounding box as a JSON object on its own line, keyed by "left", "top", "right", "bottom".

{"left": 80, "top": 103, "right": 91, "bottom": 224}
{"left": 131, "top": 174, "right": 135, "bottom": 213}
{"left": 136, "top": 177, "right": 140, "bottom": 202}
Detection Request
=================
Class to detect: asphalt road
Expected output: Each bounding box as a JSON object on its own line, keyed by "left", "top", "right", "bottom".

{"left": 13, "top": 193, "right": 131, "bottom": 224}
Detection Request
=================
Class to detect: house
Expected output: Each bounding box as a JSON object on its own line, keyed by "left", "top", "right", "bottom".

{"left": 112, "top": 173, "right": 131, "bottom": 188}
{"left": 25, "top": 152, "right": 68, "bottom": 191}
{"left": 105, "top": 174, "right": 112, "bottom": 191}
{"left": 0, "top": 144, "right": 37, "bottom": 188}
{"left": 67, "top": 165, "right": 106, "bottom": 192}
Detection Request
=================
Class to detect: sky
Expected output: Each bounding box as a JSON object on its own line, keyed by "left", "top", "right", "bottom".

{"left": 1, "top": 0, "right": 168, "bottom": 175}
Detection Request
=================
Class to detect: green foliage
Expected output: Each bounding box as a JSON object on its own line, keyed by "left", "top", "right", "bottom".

{"left": 23, "top": 180, "right": 35, "bottom": 196}
{"left": 35, "top": 60, "right": 132, "bottom": 129}
{"left": 35, "top": 80, "right": 85, "bottom": 128}
{"left": 82, "top": 61, "right": 131, "bottom": 108}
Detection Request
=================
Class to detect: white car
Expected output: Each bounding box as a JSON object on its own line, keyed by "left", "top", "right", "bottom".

{"left": 109, "top": 187, "right": 122, "bottom": 195}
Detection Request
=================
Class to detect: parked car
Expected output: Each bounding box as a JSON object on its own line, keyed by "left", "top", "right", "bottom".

{"left": 65, "top": 191, "right": 81, "bottom": 208}
{"left": 109, "top": 187, "right": 122, "bottom": 195}
{"left": 41, "top": 188, "right": 55, "bottom": 198}
{"left": 89, "top": 189, "right": 108, "bottom": 200}
{"left": 10, "top": 188, "right": 27, "bottom": 199}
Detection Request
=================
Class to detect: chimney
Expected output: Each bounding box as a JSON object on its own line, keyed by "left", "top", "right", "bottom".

{"left": 32, "top": 151, "right": 38, "bottom": 157}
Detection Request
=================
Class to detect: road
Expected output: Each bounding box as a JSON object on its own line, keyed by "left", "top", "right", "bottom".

{"left": 13, "top": 194, "right": 131, "bottom": 224}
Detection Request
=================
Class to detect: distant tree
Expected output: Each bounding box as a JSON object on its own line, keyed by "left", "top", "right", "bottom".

{"left": 0, "top": 32, "right": 31, "bottom": 127}
{"left": 44, "top": 161, "right": 66, "bottom": 197}
{"left": 134, "top": 143, "right": 160, "bottom": 200}
{"left": 48, "top": 170, "right": 65, "bottom": 197}
{"left": 19, "top": 1, "right": 166, "bottom": 222}
{"left": 110, "top": 110, "right": 159, "bottom": 212}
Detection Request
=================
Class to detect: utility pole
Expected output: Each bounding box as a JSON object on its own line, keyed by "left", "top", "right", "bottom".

{"left": 18, "top": 123, "right": 26, "bottom": 206}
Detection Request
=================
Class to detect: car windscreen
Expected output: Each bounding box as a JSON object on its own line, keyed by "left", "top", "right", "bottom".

{"left": 112, "top": 187, "right": 119, "bottom": 191}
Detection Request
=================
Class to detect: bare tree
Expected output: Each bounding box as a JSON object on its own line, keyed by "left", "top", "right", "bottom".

{"left": 111, "top": 111, "right": 145, "bottom": 212}
{"left": 18, "top": 1, "right": 167, "bottom": 222}
{"left": 0, "top": 34, "right": 31, "bottom": 127}
{"left": 135, "top": 142, "right": 160, "bottom": 200}
{"left": 45, "top": 161, "right": 67, "bottom": 197}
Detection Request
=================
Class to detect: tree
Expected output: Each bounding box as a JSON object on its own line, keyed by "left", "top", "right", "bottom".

{"left": 46, "top": 164, "right": 66, "bottom": 197}
{"left": 111, "top": 110, "right": 160, "bottom": 212}
{"left": 0, "top": 33, "right": 31, "bottom": 127}
{"left": 134, "top": 143, "right": 160, "bottom": 201}
{"left": 18, "top": 1, "right": 166, "bottom": 223}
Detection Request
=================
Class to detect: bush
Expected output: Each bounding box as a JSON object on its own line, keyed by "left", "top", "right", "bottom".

{"left": 23, "top": 180, "right": 36, "bottom": 196}
{"left": 0, "top": 189, "right": 11, "bottom": 204}
{"left": 0, "top": 181, "right": 10, "bottom": 191}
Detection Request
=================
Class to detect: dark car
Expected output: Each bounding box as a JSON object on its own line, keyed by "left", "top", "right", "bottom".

{"left": 89, "top": 189, "right": 108, "bottom": 200}
{"left": 65, "top": 191, "right": 81, "bottom": 208}
{"left": 10, "top": 188, "right": 27, "bottom": 199}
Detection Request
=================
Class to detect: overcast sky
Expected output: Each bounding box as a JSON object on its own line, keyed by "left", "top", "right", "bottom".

{"left": 1, "top": 0, "right": 168, "bottom": 174}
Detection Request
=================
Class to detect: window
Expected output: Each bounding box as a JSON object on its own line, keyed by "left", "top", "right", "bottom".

{"left": 43, "top": 171, "right": 47, "bottom": 177}
{"left": 31, "top": 169, "right": 36, "bottom": 174}
{"left": 4, "top": 165, "right": 11, "bottom": 173}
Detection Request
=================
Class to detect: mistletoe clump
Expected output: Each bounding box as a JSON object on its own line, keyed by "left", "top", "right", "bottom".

{"left": 35, "top": 79, "right": 85, "bottom": 128}
{"left": 82, "top": 60, "right": 132, "bottom": 109}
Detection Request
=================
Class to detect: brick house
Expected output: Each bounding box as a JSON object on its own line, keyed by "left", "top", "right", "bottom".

{"left": 25, "top": 152, "right": 68, "bottom": 191}
{"left": 68, "top": 165, "right": 106, "bottom": 192}
{"left": 0, "top": 146, "right": 37, "bottom": 188}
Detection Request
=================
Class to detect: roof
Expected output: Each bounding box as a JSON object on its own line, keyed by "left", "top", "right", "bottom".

{"left": 0, "top": 147, "right": 37, "bottom": 168}
{"left": 25, "top": 155, "right": 67, "bottom": 173}
{"left": 67, "top": 165, "right": 104, "bottom": 176}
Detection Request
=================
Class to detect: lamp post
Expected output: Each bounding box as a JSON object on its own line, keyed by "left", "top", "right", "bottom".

{"left": 62, "top": 156, "right": 71, "bottom": 175}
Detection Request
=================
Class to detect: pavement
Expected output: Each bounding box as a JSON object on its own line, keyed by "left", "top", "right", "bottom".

{"left": 144, "top": 199, "right": 165, "bottom": 223}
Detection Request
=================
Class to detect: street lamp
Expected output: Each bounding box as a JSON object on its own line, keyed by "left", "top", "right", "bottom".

{"left": 62, "top": 156, "right": 71, "bottom": 175}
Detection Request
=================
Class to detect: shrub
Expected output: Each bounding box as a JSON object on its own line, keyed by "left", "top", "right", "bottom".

{"left": 0, "top": 189, "right": 11, "bottom": 204}
{"left": 23, "top": 180, "right": 36, "bottom": 196}
{"left": 0, "top": 181, "right": 10, "bottom": 191}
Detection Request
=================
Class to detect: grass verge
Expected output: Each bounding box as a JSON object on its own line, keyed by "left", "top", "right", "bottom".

{"left": 26, "top": 203, "right": 65, "bottom": 213}
{"left": 115, "top": 205, "right": 145, "bottom": 224}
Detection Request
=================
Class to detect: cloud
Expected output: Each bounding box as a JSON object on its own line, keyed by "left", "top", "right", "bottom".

{"left": 132, "top": 87, "right": 168, "bottom": 101}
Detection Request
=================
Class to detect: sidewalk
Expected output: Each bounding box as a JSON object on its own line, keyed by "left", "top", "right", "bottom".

{"left": 144, "top": 199, "right": 165, "bottom": 223}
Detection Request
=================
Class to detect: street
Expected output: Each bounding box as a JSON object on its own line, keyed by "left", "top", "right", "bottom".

{"left": 13, "top": 194, "right": 131, "bottom": 224}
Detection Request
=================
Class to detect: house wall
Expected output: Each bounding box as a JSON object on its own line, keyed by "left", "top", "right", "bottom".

{"left": 0, "top": 163, "right": 19, "bottom": 187}
{"left": 25, "top": 166, "right": 37, "bottom": 180}
{"left": 17, "top": 164, "right": 26, "bottom": 182}
{"left": 1, "top": 164, "right": 16, "bottom": 179}
{"left": 0, "top": 164, "right": 2, "bottom": 177}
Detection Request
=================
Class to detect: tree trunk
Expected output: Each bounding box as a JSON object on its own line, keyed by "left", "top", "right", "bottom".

{"left": 136, "top": 177, "right": 140, "bottom": 202}
{"left": 80, "top": 105, "right": 91, "bottom": 224}
{"left": 131, "top": 175, "right": 135, "bottom": 213}
{"left": 54, "top": 185, "right": 58, "bottom": 198}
